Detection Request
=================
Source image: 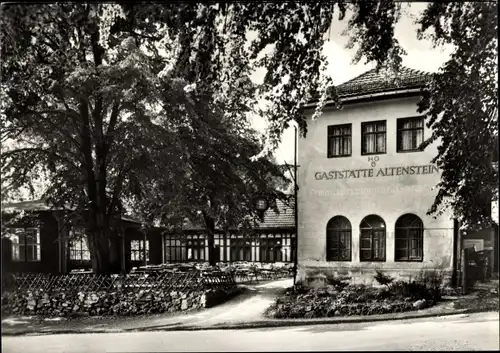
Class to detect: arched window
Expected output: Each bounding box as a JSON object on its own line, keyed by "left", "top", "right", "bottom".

{"left": 395, "top": 214, "right": 424, "bottom": 261}
{"left": 326, "top": 216, "right": 352, "bottom": 261}
{"left": 360, "top": 215, "right": 386, "bottom": 261}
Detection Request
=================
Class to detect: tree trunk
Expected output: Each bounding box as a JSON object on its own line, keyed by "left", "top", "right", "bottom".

{"left": 202, "top": 212, "right": 216, "bottom": 267}
{"left": 88, "top": 210, "right": 121, "bottom": 274}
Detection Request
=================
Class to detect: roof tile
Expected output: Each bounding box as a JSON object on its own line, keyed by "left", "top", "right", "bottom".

{"left": 309, "top": 66, "right": 431, "bottom": 104}
{"left": 335, "top": 66, "right": 431, "bottom": 98}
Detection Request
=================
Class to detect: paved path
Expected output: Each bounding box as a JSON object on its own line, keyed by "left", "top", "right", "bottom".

{"left": 3, "top": 311, "right": 498, "bottom": 352}
{"left": 122, "top": 278, "right": 293, "bottom": 329}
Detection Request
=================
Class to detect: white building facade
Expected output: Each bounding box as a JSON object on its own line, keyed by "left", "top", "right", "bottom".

{"left": 297, "top": 67, "right": 457, "bottom": 286}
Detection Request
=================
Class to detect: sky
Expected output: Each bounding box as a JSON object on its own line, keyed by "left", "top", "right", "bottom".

{"left": 253, "top": 2, "right": 454, "bottom": 166}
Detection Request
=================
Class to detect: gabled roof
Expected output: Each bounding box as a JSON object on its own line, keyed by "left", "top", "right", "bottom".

{"left": 258, "top": 197, "right": 295, "bottom": 229}
{"left": 335, "top": 66, "right": 431, "bottom": 98}
{"left": 180, "top": 197, "right": 296, "bottom": 231}
{"left": 308, "top": 66, "right": 431, "bottom": 105}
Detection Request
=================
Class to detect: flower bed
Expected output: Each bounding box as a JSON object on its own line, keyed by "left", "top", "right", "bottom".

{"left": 265, "top": 272, "right": 444, "bottom": 319}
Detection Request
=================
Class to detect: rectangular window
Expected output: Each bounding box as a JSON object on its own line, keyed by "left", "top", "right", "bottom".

{"left": 231, "top": 238, "right": 252, "bottom": 262}
{"left": 360, "top": 230, "right": 386, "bottom": 261}
{"left": 69, "top": 229, "right": 91, "bottom": 261}
{"left": 362, "top": 120, "right": 386, "bottom": 155}
{"left": 397, "top": 117, "right": 424, "bottom": 152}
{"left": 187, "top": 238, "right": 206, "bottom": 261}
{"left": 326, "top": 230, "right": 352, "bottom": 261}
{"left": 5, "top": 228, "right": 41, "bottom": 262}
{"left": 163, "top": 236, "right": 186, "bottom": 262}
{"left": 130, "top": 240, "right": 150, "bottom": 262}
{"left": 259, "top": 238, "right": 283, "bottom": 262}
{"left": 395, "top": 229, "right": 423, "bottom": 261}
{"left": 328, "top": 124, "right": 352, "bottom": 157}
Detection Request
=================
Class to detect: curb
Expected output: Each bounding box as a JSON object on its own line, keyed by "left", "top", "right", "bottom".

{"left": 141, "top": 308, "right": 478, "bottom": 332}
{"left": 2, "top": 307, "right": 497, "bottom": 336}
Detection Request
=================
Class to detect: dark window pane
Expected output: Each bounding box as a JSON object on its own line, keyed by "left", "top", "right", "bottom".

{"left": 360, "top": 250, "right": 371, "bottom": 260}
{"left": 396, "top": 249, "right": 407, "bottom": 260}
{"left": 395, "top": 237, "right": 408, "bottom": 249}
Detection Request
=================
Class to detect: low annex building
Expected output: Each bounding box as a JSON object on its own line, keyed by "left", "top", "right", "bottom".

{"left": 1, "top": 197, "right": 296, "bottom": 274}
{"left": 297, "top": 66, "right": 497, "bottom": 287}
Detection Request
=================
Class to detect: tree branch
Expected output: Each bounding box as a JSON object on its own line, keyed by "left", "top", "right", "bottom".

{"left": 1, "top": 147, "right": 81, "bottom": 172}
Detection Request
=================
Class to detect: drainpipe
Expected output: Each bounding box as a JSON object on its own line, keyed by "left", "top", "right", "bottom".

{"left": 452, "top": 218, "right": 459, "bottom": 286}
{"left": 293, "top": 125, "right": 299, "bottom": 286}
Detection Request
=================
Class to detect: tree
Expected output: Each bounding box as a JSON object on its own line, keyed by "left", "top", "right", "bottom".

{"left": 128, "top": 2, "right": 498, "bottom": 229}
{"left": 415, "top": 2, "right": 498, "bottom": 230}
{"left": 1, "top": 4, "right": 196, "bottom": 273}
{"left": 175, "top": 1, "right": 497, "bottom": 230}
{"left": 132, "top": 91, "right": 290, "bottom": 266}
{"left": 1, "top": 3, "right": 290, "bottom": 271}
{"left": 2, "top": 2, "right": 497, "bottom": 276}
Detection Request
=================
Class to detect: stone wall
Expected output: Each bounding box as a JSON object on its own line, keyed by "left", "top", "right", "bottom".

{"left": 299, "top": 267, "right": 453, "bottom": 289}
{"left": 1, "top": 287, "right": 241, "bottom": 317}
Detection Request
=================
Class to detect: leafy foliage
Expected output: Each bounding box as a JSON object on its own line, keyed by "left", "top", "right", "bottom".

{"left": 1, "top": 2, "right": 497, "bottom": 272}
{"left": 415, "top": 2, "right": 498, "bottom": 230}
{"left": 0, "top": 3, "right": 289, "bottom": 271}
{"left": 374, "top": 270, "right": 394, "bottom": 286}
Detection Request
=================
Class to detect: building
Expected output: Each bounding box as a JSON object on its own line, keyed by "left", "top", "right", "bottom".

{"left": 1, "top": 197, "right": 296, "bottom": 274}
{"left": 162, "top": 197, "right": 296, "bottom": 264}
{"left": 1, "top": 200, "right": 159, "bottom": 274}
{"left": 297, "top": 66, "right": 497, "bottom": 287}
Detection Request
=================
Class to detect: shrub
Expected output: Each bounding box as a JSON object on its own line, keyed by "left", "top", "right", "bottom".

{"left": 388, "top": 273, "right": 442, "bottom": 302}
{"left": 374, "top": 270, "right": 393, "bottom": 286}
{"left": 326, "top": 275, "right": 351, "bottom": 291}
{"left": 416, "top": 270, "right": 444, "bottom": 301}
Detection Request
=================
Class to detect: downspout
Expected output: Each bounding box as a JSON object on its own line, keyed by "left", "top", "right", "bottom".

{"left": 452, "top": 218, "right": 459, "bottom": 286}
{"left": 293, "top": 125, "right": 299, "bottom": 286}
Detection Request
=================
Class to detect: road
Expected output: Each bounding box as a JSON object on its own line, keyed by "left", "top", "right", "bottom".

{"left": 2, "top": 312, "right": 498, "bottom": 352}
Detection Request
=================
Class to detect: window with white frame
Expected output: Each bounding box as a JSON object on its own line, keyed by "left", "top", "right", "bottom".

{"left": 5, "top": 228, "right": 41, "bottom": 262}
{"left": 69, "top": 229, "right": 91, "bottom": 261}
{"left": 130, "top": 240, "right": 150, "bottom": 261}
{"left": 397, "top": 117, "right": 424, "bottom": 152}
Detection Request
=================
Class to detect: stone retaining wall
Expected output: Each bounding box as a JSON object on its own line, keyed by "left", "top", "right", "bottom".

{"left": 1, "top": 287, "right": 241, "bottom": 317}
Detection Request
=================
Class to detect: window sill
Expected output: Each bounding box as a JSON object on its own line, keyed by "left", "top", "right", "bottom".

{"left": 326, "top": 259, "right": 352, "bottom": 262}
{"left": 394, "top": 258, "right": 423, "bottom": 262}
{"left": 11, "top": 260, "right": 42, "bottom": 263}
{"left": 327, "top": 155, "right": 352, "bottom": 159}
{"left": 360, "top": 259, "right": 386, "bottom": 262}
{"left": 361, "top": 152, "right": 387, "bottom": 156}
{"left": 397, "top": 149, "right": 424, "bottom": 154}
